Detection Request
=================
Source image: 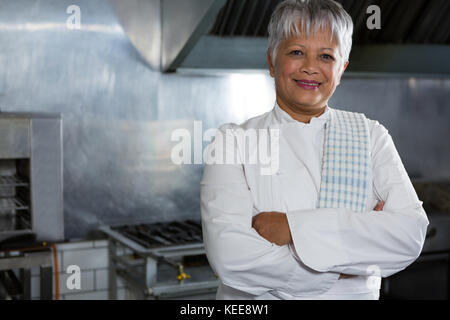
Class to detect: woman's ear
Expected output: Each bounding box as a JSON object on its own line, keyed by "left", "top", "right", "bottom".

{"left": 267, "top": 50, "right": 275, "bottom": 78}
{"left": 343, "top": 60, "right": 349, "bottom": 72}
{"left": 337, "top": 60, "right": 349, "bottom": 85}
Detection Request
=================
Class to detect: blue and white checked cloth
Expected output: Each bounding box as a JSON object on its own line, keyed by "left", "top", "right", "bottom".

{"left": 318, "top": 109, "right": 371, "bottom": 213}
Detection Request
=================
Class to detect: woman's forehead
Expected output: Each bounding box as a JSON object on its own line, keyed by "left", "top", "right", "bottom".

{"left": 288, "top": 23, "right": 336, "bottom": 42}
{"left": 283, "top": 29, "right": 338, "bottom": 48}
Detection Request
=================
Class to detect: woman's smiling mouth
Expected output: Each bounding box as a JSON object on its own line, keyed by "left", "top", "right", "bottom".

{"left": 295, "top": 79, "right": 321, "bottom": 90}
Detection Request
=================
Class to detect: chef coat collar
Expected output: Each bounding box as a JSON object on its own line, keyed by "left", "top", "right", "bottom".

{"left": 273, "top": 101, "right": 331, "bottom": 126}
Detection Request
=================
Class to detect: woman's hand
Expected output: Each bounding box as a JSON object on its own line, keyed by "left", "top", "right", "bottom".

{"left": 252, "top": 212, "right": 292, "bottom": 246}
{"left": 373, "top": 200, "right": 385, "bottom": 211}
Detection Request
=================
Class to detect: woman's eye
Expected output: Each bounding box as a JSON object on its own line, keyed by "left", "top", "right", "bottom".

{"left": 290, "top": 50, "right": 303, "bottom": 56}
{"left": 321, "top": 54, "right": 334, "bottom": 61}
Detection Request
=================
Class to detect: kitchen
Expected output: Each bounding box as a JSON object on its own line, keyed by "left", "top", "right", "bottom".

{"left": 0, "top": 0, "right": 449, "bottom": 302}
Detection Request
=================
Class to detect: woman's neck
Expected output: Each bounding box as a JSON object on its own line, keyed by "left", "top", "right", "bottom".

{"left": 277, "top": 99, "right": 327, "bottom": 123}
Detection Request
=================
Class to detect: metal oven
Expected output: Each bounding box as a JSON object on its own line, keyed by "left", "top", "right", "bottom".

{"left": 0, "top": 112, "right": 64, "bottom": 244}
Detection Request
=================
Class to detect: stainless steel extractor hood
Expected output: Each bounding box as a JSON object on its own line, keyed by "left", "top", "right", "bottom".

{"left": 111, "top": 0, "right": 450, "bottom": 75}
{"left": 110, "top": 0, "right": 227, "bottom": 72}
{"left": 191, "top": 0, "right": 450, "bottom": 76}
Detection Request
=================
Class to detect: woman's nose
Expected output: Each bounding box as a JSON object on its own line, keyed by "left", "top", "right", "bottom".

{"left": 301, "top": 57, "right": 318, "bottom": 75}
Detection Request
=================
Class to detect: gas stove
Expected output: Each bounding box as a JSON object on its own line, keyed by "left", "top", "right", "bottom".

{"left": 99, "top": 219, "right": 218, "bottom": 300}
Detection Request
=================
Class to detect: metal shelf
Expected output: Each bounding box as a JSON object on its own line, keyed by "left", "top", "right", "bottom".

{"left": 0, "top": 213, "right": 31, "bottom": 233}
{"left": 0, "top": 198, "right": 29, "bottom": 211}
{"left": 0, "top": 176, "right": 29, "bottom": 188}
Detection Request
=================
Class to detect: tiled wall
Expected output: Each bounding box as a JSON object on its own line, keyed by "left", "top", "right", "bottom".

{"left": 30, "top": 239, "right": 128, "bottom": 300}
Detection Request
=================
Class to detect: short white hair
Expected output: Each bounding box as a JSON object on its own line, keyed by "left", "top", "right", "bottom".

{"left": 268, "top": 0, "right": 353, "bottom": 66}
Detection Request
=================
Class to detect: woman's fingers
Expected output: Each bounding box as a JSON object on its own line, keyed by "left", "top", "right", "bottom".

{"left": 373, "top": 200, "right": 385, "bottom": 211}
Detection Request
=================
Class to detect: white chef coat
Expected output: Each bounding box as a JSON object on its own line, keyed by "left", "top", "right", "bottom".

{"left": 200, "top": 103, "right": 429, "bottom": 300}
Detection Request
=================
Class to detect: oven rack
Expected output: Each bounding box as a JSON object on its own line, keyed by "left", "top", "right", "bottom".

{"left": 0, "top": 197, "right": 29, "bottom": 211}
{"left": 0, "top": 175, "right": 29, "bottom": 188}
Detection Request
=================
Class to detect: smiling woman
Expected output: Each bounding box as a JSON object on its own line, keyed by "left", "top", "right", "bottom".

{"left": 201, "top": 0, "right": 429, "bottom": 301}
{"left": 267, "top": 28, "right": 348, "bottom": 123}
{"left": 266, "top": 0, "right": 352, "bottom": 123}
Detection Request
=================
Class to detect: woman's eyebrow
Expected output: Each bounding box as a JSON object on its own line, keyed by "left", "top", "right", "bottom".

{"left": 287, "top": 44, "right": 335, "bottom": 51}
{"left": 287, "top": 44, "right": 306, "bottom": 48}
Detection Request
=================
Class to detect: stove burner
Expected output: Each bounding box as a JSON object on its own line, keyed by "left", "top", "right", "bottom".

{"left": 112, "top": 220, "right": 203, "bottom": 249}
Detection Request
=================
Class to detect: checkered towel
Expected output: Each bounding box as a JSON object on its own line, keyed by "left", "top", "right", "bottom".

{"left": 318, "top": 109, "right": 371, "bottom": 213}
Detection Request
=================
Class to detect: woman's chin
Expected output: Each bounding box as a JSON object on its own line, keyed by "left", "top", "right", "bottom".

{"left": 290, "top": 93, "right": 322, "bottom": 104}
{"left": 291, "top": 99, "right": 324, "bottom": 110}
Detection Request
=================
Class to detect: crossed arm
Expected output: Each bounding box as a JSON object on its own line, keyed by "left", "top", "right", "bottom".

{"left": 252, "top": 201, "right": 385, "bottom": 279}
{"left": 252, "top": 201, "right": 385, "bottom": 246}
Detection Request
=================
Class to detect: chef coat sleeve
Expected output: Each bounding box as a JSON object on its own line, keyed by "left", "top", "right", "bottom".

{"left": 201, "top": 124, "right": 339, "bottom": 297}
{"left": 286, "top": 120, "right": 429, "bottom": 278}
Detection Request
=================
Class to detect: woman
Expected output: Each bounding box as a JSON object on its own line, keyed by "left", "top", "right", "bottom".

{"left": 201, "top": 0, "right": 428, "bottom": 300}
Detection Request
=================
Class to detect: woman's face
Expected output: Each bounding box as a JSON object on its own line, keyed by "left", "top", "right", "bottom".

{"left": 268, "top": 26, "right": 348, "bottom": 121}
